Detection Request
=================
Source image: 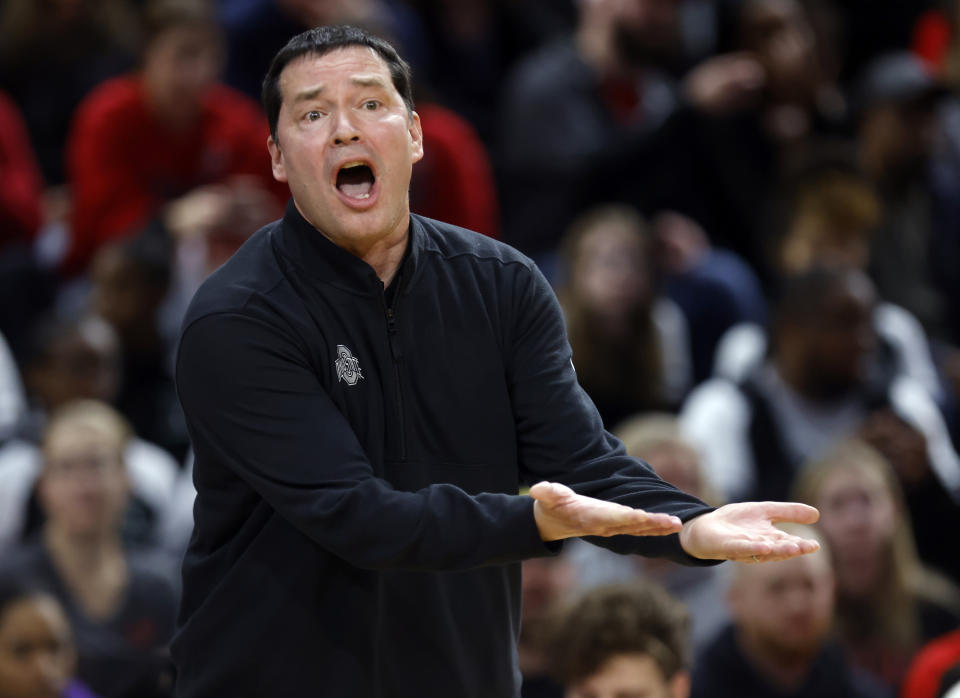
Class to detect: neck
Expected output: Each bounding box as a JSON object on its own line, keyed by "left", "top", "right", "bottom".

{"left": 736, "top": 627, "right": 817, "bottom": 691}
{"left": 298, "top": 202, "right": 410, "bottom": 287}
{"left": 44, "top": 524, "right": 122, "bottom": 571}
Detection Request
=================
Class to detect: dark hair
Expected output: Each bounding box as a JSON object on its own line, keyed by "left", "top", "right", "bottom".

{"left": 0, "top": 571, "right": 48, "bottom": 622}
{"left": 261, "top": 25, "right": 414, "bottom": 142}
{"left": 548, "top": 583, "right": 690, "bottom": 686}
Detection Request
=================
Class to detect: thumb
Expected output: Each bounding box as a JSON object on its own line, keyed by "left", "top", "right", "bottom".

{"left": 529, "top": 481, "right": 575, "bottom": 508}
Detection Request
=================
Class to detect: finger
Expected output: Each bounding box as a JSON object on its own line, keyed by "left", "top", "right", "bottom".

{"left": 585, "top": 505, "right": 682, "bottom": 538}
{"left": 760, "top": 502, "right": 820, "bottom": 525}
{"left": 600, "top": 513, "right": 684, "bottom": 538}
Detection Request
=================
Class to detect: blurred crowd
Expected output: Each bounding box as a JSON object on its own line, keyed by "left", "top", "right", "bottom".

{"left": 1, "top": 0, "right": 960, "bottom": 696}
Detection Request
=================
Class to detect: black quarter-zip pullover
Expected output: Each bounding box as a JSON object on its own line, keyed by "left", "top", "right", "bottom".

{"left": 172, "top": 201, "right": 714, "bottom": 697}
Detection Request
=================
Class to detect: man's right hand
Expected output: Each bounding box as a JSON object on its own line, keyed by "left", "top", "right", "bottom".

{"left": 530, "top": 481, "right": 683, "bottom": 542}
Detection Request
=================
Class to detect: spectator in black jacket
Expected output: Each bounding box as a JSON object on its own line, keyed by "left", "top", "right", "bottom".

{"left": 172, "top": 24, "right": 821, "bottom": 697}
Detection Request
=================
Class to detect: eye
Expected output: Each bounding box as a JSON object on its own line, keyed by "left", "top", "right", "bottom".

{"left": 363, "top": 100, "right": 380, "bottom": 111}
{"left": 304, "top": 110, "right": 322, "bottom": 122}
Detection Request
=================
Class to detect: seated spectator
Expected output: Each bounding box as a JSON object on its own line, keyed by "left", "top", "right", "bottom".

{"left": 90, "top": 235, "right": 188, "bottom": 461}
{"left": 0, "top": 90, "right": 43, "bottom": 253}
{"left": 655, "top": 210, "right": 767, "bottom": 384}
{"left": 854, "top": 52, "right": 957, "bottom": 341}
{"left": 0, "top": 316, "right": 178, "bottom": 552}
{"left": 497, "top": 0, "right": 684, "bottom": 258}
{"left": 902, "top": 629, "right": 960, "bottom": 698}
{"left": 2, "top": 401, "right": 178, "bottom": 698}
{"left": 681, "top": 267, "right": 960, "bottom": 504}
{"left": 793, "top": 439, "right": 960, "bottom": 689}
{"left": 0, "top": 571, "right": 98, "bottom": 698}
{"left": 567, "top": 413, "right": 730, "bottom": 653}
{"left": 65, "top": 0, "right": 286, "bottom": 274}
{"left": 714, "top": 162, "right": 943, "bottom": 407}
{"left": 0, "top": 0, "right": 137, "bottom": 186}
{"left": 691, "top": 524, "right": 890, "bottom": 698}
{"left": 547, "top": 582, "right": 692, "bottom": 698}
{"left": 557, "top": 205, "right": 691, "bottom": 428}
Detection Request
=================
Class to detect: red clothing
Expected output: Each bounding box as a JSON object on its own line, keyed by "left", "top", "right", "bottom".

{"left": 0, "top": 91, "right": 43, "bottom": 249}
{"left": 410, "top": 102, "right": 499, "bottom": 239}
{"left": 901, "top": 630, "right": 960, "bottom": 698}
{"left": 912, "top": 10, "right": 953, "bottom": 72}
{"left": 66, "top": 75, "right": 286, "bottom": 273}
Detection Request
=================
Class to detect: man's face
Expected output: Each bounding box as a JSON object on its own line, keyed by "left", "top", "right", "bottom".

{"left": 143, "top": 24, "right": 223, "bottom": 113}
{"left": 608, "top": 0, "right": 679, "bottom": 68}
{"left": 729, "top": 552, "right": 835, "bottom": 662}
{"left": 268, "top": 47, "right": 424, "bottom": 249}
{"left": 566, "top": 653, "right": 689, "bottom": 698}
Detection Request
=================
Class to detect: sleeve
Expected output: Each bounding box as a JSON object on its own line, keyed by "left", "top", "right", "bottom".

{"left": 175, "top": 310, "right": 558, "bottom": 572}
{"left": 0, "top": 93, "right": 43, "bottom": 246}
{"left": 66, "top": 92, "right": 156, "bottom": 273}
{"left": 506, "top": 265, "right": 717, "bottom": 561}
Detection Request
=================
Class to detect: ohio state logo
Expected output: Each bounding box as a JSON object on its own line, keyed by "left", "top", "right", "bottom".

{"left": 335, "top": 345, "right": 364, "bottom": 386}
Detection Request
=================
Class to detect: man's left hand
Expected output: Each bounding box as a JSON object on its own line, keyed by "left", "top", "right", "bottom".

{"left": 679, "top": 502, "right": 820, "bottom": 563}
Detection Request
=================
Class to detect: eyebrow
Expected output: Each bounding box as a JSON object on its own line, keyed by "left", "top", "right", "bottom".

{"left": 291, "top": 76, "right": 388, "bottom": 103}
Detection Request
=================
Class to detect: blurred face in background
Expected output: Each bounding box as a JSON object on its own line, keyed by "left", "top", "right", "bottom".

{"left": 729, "top": 550, "right": 835, "bottom": 663}
{"left": 27, "top": 319, "right": 121, "bottom": 411}
{"left": 142, "top": 21, "right": 224, "bottom": 120}
{"left": 815, "top": 462, "right": 896, "bottom": 596}
{"left": 792, "top": 273, "right": 877, "bottom": 397}
{"left": 741, "top": 0, "right": 818, "bottom": 102}
{"left": 39, "top": 421, "right": 129, "bottom": 541}
{"left": 860, "top": 99, "right": 938, "bottom": 184}
{"left": 638, "top": 441, "right": 703, "bottom": 500}
{"left": 0, "top": 595, "right": 75, "bottom": 698}
{"left": 571, "top": 216, "right": 652, "bottom": 322}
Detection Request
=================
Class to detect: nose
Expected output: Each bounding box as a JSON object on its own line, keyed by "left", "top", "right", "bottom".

{"left": 330, "top": 108, "right": 361, "bottom": 146}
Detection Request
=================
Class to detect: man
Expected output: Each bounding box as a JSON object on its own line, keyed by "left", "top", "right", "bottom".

{"left": 548, "top": 582, "right": 692, "bottom": 698}
{"left": 691, "top": 526, "right": 890, "bottom": 698}
{"left": 173, "top": 25, "right": 819, "bottom": 697}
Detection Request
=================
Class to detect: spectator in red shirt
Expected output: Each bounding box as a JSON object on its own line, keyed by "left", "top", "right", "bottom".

{"left": 65, "top": 0, "right": 286, "bottom": 275}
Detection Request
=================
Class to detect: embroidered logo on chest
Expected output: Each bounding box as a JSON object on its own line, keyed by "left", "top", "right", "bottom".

{"left": 335, "top": 344, "right": 364, "bottom": 386}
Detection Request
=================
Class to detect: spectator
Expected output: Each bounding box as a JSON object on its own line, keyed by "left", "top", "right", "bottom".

{"left": 89, "top": 235, "right": 188, "bottom": 461}
{"left": 793, "top": 439, "right": 960, "bottom": 689}
{"left": 0, "top": 315, "right": 178, "bottom": 552}
{"left": 0, "top": 571, "right": 98, "bottom": 698}
{"left": 557, "top": 205, "right": 691, "bottom": 428}
{"left": 691, "top": 525, "right": 890, "bottom": 698}
{"left": 0, "top": 0, "right": 138, "bottom": 186}
{"left": 681, "top": 267, "right": 960, "bottom": 504}
{"left": 65, "top": 0, "right": 286, "bottom": 274}
{"left": 655, "top": 209, "right": 767, "bottom": 384}
{"left": 654, "top": 0, "right": 846, "bottom": 284}
{"left": 497, "top": 0, "right": 684, "bottom": 259}
{"left": 2, "top": 401, "right": 177, "bottom": 698}
{"left": 567, "top": 413, "right": 731, "bottom": 653}
{"left": 714, "top": 162, "right": 943, "bottom": 410}
{"left": 547, "top": 582, "right": 692, "bottom": 698}
{"left": 854, "top": 52, "right": 957, "bottom": 341}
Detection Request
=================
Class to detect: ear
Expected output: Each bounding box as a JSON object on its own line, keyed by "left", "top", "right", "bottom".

{"left": 267, "top": 135, "right": 288, "bottom": 183}
{"left": 409, "top": 111, "right": 424, "bottom": 164}
{"left": 669, "top": 671, "right": 691, "bottom": 698}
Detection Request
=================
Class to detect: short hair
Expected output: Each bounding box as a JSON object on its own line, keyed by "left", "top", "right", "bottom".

{"left": 548, "top": 583, "right": 690, "bottom": 686}
{"left": 262, "top": 25, "right": 414, "bottom": 142}
{"left": 42, "top": 399, "right": 133, "bottom": 460}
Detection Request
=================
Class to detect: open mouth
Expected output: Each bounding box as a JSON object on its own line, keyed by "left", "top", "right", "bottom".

{"left": 336, "top": 162, "right": 376, "bottom": 201}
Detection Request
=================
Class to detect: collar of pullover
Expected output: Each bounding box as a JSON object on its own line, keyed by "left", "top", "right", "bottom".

{"left": 273, "top": 198, "right": 421, "bottom": 297}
